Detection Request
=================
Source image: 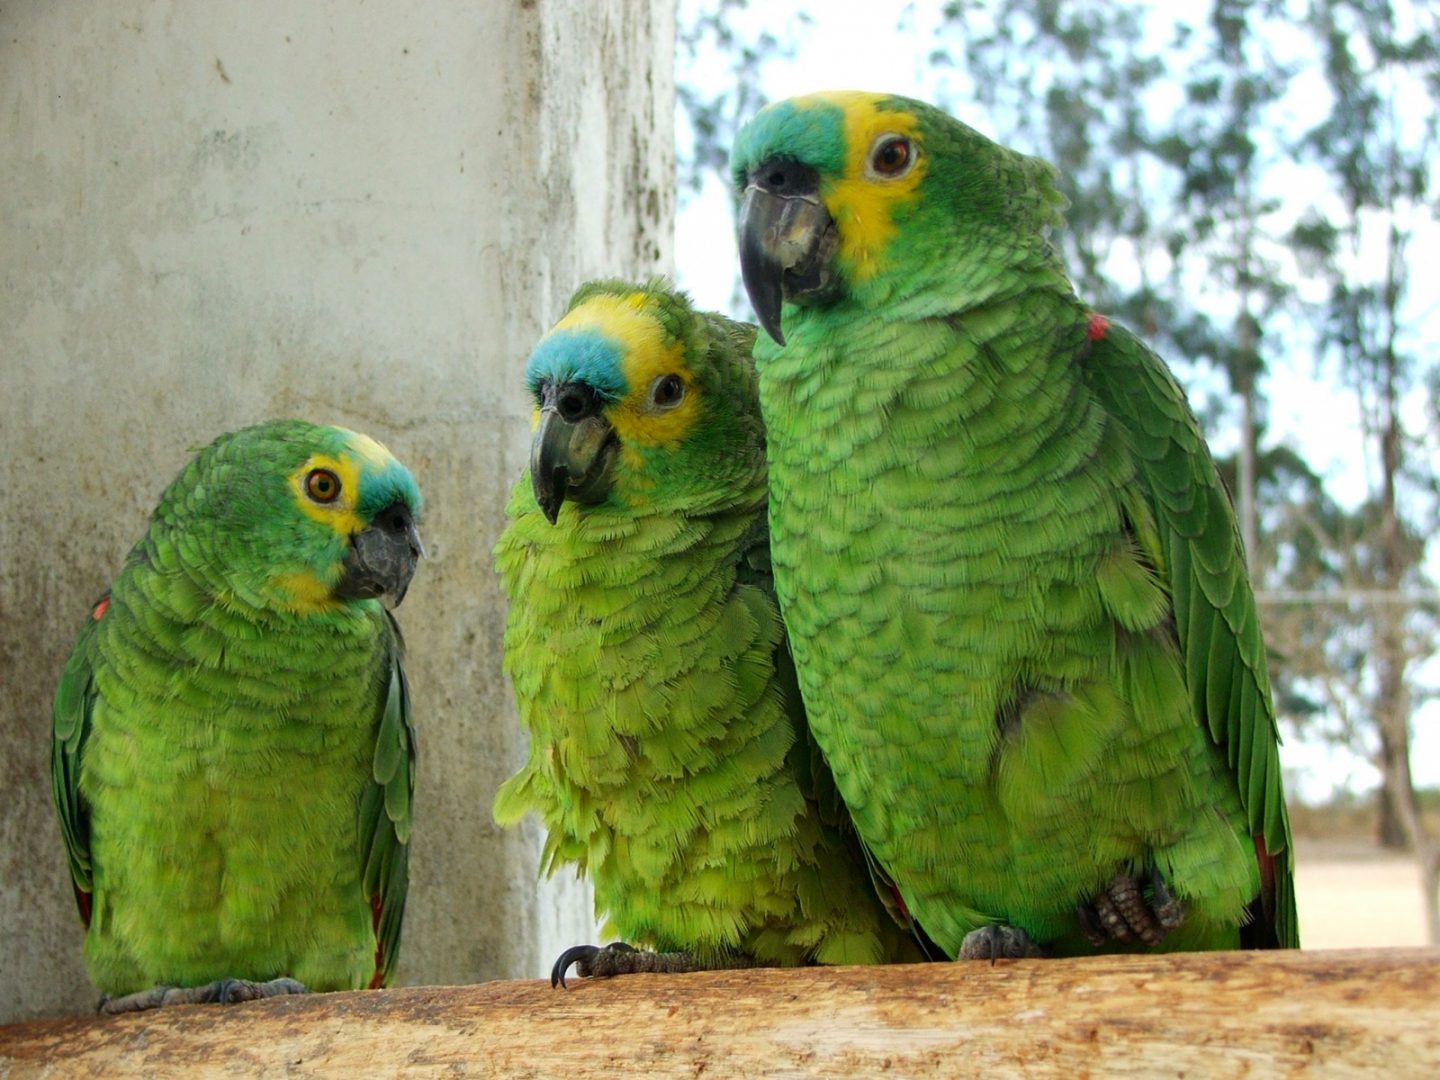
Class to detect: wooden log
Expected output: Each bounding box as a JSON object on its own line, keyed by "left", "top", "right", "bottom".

{"left": 2, "top": 948, "right": 1438, "bottom": 1078}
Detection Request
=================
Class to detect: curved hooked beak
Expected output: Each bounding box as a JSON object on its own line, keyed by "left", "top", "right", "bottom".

{"left": 737, "top": 158, "right": 839, "bottom": 346}
{"left": 530, "top": 381, "right": 617, "bottom": 525}
{"left": 337, "top": 501, "right": 424, "bottom": 608}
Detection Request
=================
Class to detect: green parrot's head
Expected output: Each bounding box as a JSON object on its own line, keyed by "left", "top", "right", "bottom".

{"left": 522, "top": 279, "right": 763, "bottom": 524}
{"left": 731, "top": 90, "right": 1069, "bottom": 344}
{"left": 150, "top": 420, "right": 424, "bottom": 615}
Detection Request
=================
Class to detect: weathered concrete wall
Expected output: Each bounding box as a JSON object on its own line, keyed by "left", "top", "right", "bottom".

{"left": 0, "top": 0, "right": 674, "bottom": 1023}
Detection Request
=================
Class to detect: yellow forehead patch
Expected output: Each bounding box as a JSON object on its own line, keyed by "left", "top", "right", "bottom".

{"left": 288, "top": 452, "right": 367, "bottom": 537}
{"left": 336, "top": 428, "right": 398, "bottom": 470}
{"left": 800, "top": 92, "right": 926, "bottom": 283}
{"left": 553, "top": 290, "right": 650, "bottom": 335}
{"left": 556, "top": 294, "right": 700, "bottom": 456}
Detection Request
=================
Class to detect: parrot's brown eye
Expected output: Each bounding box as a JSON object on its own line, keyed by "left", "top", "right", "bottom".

{"left": 305, "top": 468, "right": 342, "bottom": 503}
{"left": 869, "top": 135, "right": 914, "bottom": 179}
{"left": 650, "top": 374, "right": 686, "bottom": 410}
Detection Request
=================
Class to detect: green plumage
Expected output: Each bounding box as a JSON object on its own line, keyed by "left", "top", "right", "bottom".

{"left": 731, "top": 92, "right": 1297, "bottom": 956}
{"left": 493, "top": 280, "right": 920, "bottom": 967}
{"left": 51, "top": 420, "right": 421, "bottom": 997}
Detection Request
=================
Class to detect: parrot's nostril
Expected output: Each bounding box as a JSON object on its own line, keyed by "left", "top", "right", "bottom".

{"left": 752, "top": 159, "right": 819, "bottom": 201}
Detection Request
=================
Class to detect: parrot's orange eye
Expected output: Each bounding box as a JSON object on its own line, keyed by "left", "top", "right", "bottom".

{"left": 869, "top": 135, "right": 914, "bottom": 179}
{"left": 305, "top": 468, "right": 342, "bottom": 503}
{"left": 650, "top": 374, "right": 686, "bottom": 410}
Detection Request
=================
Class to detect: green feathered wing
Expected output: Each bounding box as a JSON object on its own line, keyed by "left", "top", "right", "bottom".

{"left": 1082, "top": 324, "right": 1296, "bottom": 948}
{"left": 52, "top": 600, "right": 102, "bottom": 924}
{"left": 356, "top": 611, "right": 416, "bottom": 986}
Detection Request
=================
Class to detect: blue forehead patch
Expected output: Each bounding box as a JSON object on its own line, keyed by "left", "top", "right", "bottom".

{"left": 731, "top": 97, "right": 848, "bottom": 189}
{"left": 354, "top": 455, "right": 423, "bottom": 518}
{"left": 525, "top": 329, "right": 629, "bottom": 402}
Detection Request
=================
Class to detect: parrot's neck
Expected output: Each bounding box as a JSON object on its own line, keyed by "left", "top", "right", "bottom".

{"left": 765, "top": 283, "right": 1094, "bottom": 442}
{"left": 504, "top": 493, "right": 764, "bottom": 651}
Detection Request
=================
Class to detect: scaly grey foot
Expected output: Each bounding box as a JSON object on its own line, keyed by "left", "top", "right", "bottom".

{"left": 1078, "top": 869, "right": 1188, "bottom": 948}
{"left": 957, "top": 924, "right": 1047, "bottom": 962}
{"left": 551, "top": 942, "right": 703, "bottom": 988}
{"left": 99, "top": 977, "right": 310, "bottom": 1014}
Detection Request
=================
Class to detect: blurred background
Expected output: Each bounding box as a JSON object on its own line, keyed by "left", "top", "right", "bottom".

{"left": 2, "top": 0, "right": 1434, "bottom": 1026}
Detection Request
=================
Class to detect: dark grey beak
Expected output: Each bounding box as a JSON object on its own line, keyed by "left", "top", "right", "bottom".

{"left": 337, "top": 501, "right": 424, "bottom": 607}
{"left": 737, "top": 158, "right": 838, "bottom": 345}
{"left": 530, "top": 380, "right": 617, "bottom": 525}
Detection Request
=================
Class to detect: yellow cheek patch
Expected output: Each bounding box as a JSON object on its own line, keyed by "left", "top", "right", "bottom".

{"left": 558, "top": 294, "right": 701, "bottom": 452}
{"left": 270, "top": 571, "right": 344, "bottom": 615}
{"left": 811, "top": 92, "right": 926, "bottom": 282}
{"left": 288, "top": 452, "right": 367, "bottom": 537}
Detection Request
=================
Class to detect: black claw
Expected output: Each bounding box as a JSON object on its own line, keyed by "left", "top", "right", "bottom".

{"left": 551, "top": 944, "right": 600, "bottom": 989}
{"left": 978, "top": 928, "right": 1004, "bottom": 966}
{"left": 551, "top": 941, "right": 640, "bottom": 987}
{"left": 1150, "top": 869, "right": 1187, "bottom": 931}
{"left": 215, "top": 979, "right": 242, "bottom": 1004}
{"left": 1076, "top": 902, "right": 1109, "bottom": 947}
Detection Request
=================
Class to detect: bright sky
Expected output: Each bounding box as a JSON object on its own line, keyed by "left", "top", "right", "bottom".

{"left": 672, "top": 0, "right": 1440, "bottom": 802}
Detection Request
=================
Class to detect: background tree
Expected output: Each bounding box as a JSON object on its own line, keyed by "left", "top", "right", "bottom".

{"left": 1284, "top": 0, "right": 1440, "bottom": 926}
{"left": 676, "top": 0, "right": 811, "bottom": 312}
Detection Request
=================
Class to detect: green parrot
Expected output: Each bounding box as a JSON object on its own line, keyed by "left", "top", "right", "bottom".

{"left": 52, "top": 419, "right": 422, "bottom": 1012}
{"left": 731, "top": 91, "right": 1297, "bottom": 959}
{"left": 493, "top": 280, "right": 923, "bottom": 983}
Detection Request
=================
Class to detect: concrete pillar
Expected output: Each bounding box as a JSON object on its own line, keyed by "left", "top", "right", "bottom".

{"left": 0, "top": 0, "right": 673, "bottom": 1022}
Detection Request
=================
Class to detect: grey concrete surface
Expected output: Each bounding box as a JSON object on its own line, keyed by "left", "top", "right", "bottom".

{"left": 0, "top": 0, "right": 674, "bottom": 1023}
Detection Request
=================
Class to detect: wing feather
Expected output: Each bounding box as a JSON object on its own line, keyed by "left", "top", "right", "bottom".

{"left": 359, "top": 610, "right": 416, "bottom": 986}
{"left": 51, "top": 599, "right": 104, "bottom": 925}
{"left": 1083, "top": 323, "right": 1298, "bottom": 948}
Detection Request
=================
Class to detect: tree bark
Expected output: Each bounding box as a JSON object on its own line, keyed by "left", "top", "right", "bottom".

{"left": 3, "top": 950, "right": 1439, "bottom": 1078}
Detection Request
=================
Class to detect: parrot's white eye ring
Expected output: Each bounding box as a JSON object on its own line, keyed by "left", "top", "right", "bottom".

{"left": 649, "top": 374, "right": 686, "bottom": 410}
{"left": 867, "top": 134, "right": 915, "bottom": 180}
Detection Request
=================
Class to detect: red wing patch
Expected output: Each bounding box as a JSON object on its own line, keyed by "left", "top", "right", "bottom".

{"left": 75, "top": 886, "right": 93, "bottom": 929}
{"left": 92, "top": 596, "right": 110, "bottom": 621}
{"left": 891, "top": 885, "right": 911, "bottom": 923}
{"left": 1087, "top": 313, "right": 1111, "bottom": 341}
{"left": 368, "top": 894, "right": 385, "bottom": 989}
{"left": 1254, "top": 834, "right": 1278, "bottom": 928}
